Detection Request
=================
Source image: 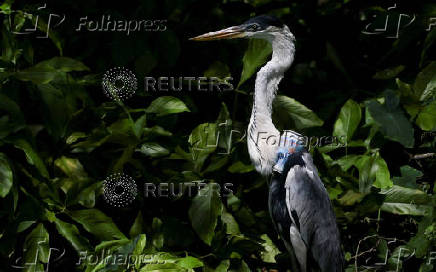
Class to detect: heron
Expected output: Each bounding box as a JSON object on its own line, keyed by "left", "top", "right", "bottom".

{"left": 190, "top": 15, "right": 344, "bottom": 272}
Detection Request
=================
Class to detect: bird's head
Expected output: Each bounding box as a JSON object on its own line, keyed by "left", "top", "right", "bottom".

{"left": 190, "top": 15, "right": 293, "bottom": 42}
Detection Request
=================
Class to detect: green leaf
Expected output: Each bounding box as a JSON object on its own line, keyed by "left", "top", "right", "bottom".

{"left": 151, "top": 217, "right": 164, "bottom": 249}
{"left": 143, "top": 125, "right": 173, "bottom": 138}
{"left": 140, "top": 263, "right": 185, "bottom": 271}
{"left": 17, "top": 221, "right": 36, "bottom": 233}
{"left": 133, "top": 234, "right": 147, "bottom": 256}
{"left": 37, "top": 84, "right": 71, "bottom": 139}
{"left": 0, "top": 94, "right": 25, "bottom": 139}
{"left": 0, "top": 153, "right": 13, "bottom": 198}
{"left": 129, "top": 211, "right": 145, "bottom": 238}
{"left": 188, "top": 183, "right": 223, "bottom": 245}
{"left": 11, "top": 138, "right": 49, "bottom": 178}
{"left": 61, "top": 177, "right": 99, "bottom": 208}
{"left": 136, "top": 142, "right": 170, "bottom": 158}
{"left": 420, "top": 75, "right": 436, "bottom": 102}
{"left": 133, "top": 114, "right": 147, "bottom": 139}
{"left": 414, "top": 62, "right": 436, "bottom": 100}
{"left": 366, "top": 98, "right": 414, "bottom": 148}
{"left": 393, "top": 165, "right": 422, "bottom": 189}
{"left": 338, "top": 190, "right": 366, "bottom": 206}
{"left": 408, "top": 216, "right": 433, "bottom": 258}
{"left": 380, "top": 185, "right": 431, "bottom": 205}
{"left": 354, "top": 155, "right": 373, "bottom": 193}
{"left": 54, "top": 217, "right": 92, "bottom": 252}
{"left": 227, "top": 161, "right": 254, "bottom": 174}
{"left": 221, "top": 211, "right": 240, "bottom": 235}
{"left": 373, "top": 65, "right": 405, "bottom": 79}
{"left": 328, "top": 186, "right": 343, "bottom": 200}
{"left": 206, "top": 260, "right": 230, "bottom": 272}
{"left": 260, "top": 234, "right": 281, "bottom": 263}
{"left": 229, "top": 260, "right": 251, "bottom": 272}
{"left": 355, "top": 155, "right": 392, "bottom": 192}
{"left": 372, "top": 157, "right": 392, "bottom": 189}
{"left": 102, "top": 235, "right": 147, "bottom": 271}
{"left": 333, "top": 99, "right": 361, "bottom": 142}
{"left": 176, "top": 256, "right": 204, "bottom": 269}
{"left": 54, "top": 156, "right": 87, "bottom": 179}
{"left": 238, "top": 39, "right": 272, "bottom": 87}
{"left": 36, "top": 57, "right": 89, "bottom": 72}
{"left": 94, "top": 239, "right": 130, "bottom": 253}
{"left": 132, "top": 234, "right": 148, "bottom": 269}
{"left": 66, "top": 132, "right": 87, "bottom": 145}
{"left": 0, "top": 0, "right": 12, "bottom": 13}
{"left": 416, "top": 100, "right": 436, "bottom": 131}
{"left": 188, "top": 123, "right": 217, "bottom": 172}
{"left": 23, "top": 223, "right": 49, "bottom": 269}
{"left": 14, "top": 57, "right": 88, "bottom": 84}
{"left": 380, "top": 203, "right": 432, "bottom": 216}
{"left": 334, "top": 154, "right": 361, "bottom": 171}
{"left": 146, "top": 96, "right": 190, "bottom": 116}
{"left": 397, "top": 78, "right": 417, "bottom": 103}
{"left": 273, "top": 95, "right": 324, "bottom": 130}
{"left": 69, "top": 209, "right": 126, "bottom": 241}
{"left": 202, "top": 156, "right": 229, "bottom": 174}
{"left": 138, "top": 252, "right": 202, "bottom": 271}
{"left": 204, "top": 61, "right": 231, "bottom": 79}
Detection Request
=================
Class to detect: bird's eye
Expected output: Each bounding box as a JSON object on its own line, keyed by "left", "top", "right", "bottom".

{"left": 247, "top": 23, "right": 260, "bottom": 31}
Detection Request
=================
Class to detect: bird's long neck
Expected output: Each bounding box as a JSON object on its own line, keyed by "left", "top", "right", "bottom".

{"left": 248, "top": 31, "right": 295, "bottom": 176}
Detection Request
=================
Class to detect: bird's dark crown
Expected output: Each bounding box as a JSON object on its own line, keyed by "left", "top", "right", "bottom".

{"left": 242, "top": 15, "right": 284, "bottom": 30}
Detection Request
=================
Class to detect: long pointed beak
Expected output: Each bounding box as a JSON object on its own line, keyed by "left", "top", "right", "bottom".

{"left": 189, "top": 26, "right": 246, "bottom": 41}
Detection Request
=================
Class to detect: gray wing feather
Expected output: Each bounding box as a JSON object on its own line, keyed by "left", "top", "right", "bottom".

{"left": 284, "top": 155, "right": 344, "bottom": 272}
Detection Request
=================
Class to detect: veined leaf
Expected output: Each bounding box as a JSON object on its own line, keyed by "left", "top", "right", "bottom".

{"left": 136, "top": 142, "right": 170, "bottom": 158}
{"left": 380, "top": 185, "right": 431, "bottom": 205}
{"left": 416, "top": 100, "right": 436, "bottom": 131}
{"left": 188, "top": 123, "right": 217, "bottom": 172}
{"left": 273, "top": 95, "right": 324, "bottom": 130}
{"left": 380, "top": 203, "right": 432, "bottom": 216}
{"left": 260, "top": 234, "right": 281, "bottom": 263}
{"left": 0, "top": 94, "right": 25, "bottom": 139}
{"left": 366, "top": 98, "right": 414, "bottom": 148}
{"left": 393, "top": 165, "right": 422, "bottom": 189}
{"left": 0, "top": 153, "right": 13, "bottom": 198}
{"left": 129, "top": 211, "right": 145, "bottom": 238}
{"left": 37, "top": 84, "right": 71, "bottom": 139}
{"left": 228, "top": 161, "right": 254, "bottom": 174}
{"left": 238, "top": 39, "right": 272, "bottom": 88}
{"left": 11, "top": 138, "right": 49, "bottom": 178}
{"left": 373, "top": 66, "right": 405, "bottom": 79}
{"left": 54, "top": 217, "right": 92, "bottom": 252}
{"left": 23, "top": 223, "right": 49, "bottom": 271}
{"left": 14, "top": 57, "right": 88, "bottom": 84}
{"left": 146, "top": 96, "right": 190, "bottom": 116}
{"left": 54, "top": 156, "right": 87, "bottom": 179}
{"left": 188, "top": 183, "right": 223, "bottom": 245}
{"left": 414, "top": 62, "right": 436, "bottom": 100}
{"left": 70, "top": 209, "right": 126, "bottom": 241}
{"left": 355, "top": 154, "right": 392, "bottom": 192}
{"left": 221, "top": 211, "right": 240, "bottom": 235}
{"left": 333, "top": 99, "right": 361, "bottom": 142}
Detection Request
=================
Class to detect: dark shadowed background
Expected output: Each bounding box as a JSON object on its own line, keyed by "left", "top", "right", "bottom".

{"left": 0, "top": 0, "right": 435, "bottom": 271}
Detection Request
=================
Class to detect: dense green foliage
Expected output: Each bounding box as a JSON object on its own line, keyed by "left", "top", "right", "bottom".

{"left": 0, "top": 0, "right": 435, "bottom": 271}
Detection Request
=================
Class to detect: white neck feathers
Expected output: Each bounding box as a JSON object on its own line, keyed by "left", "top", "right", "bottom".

{"left": 248, "top": 27, "right": 296, "bottom": 176}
